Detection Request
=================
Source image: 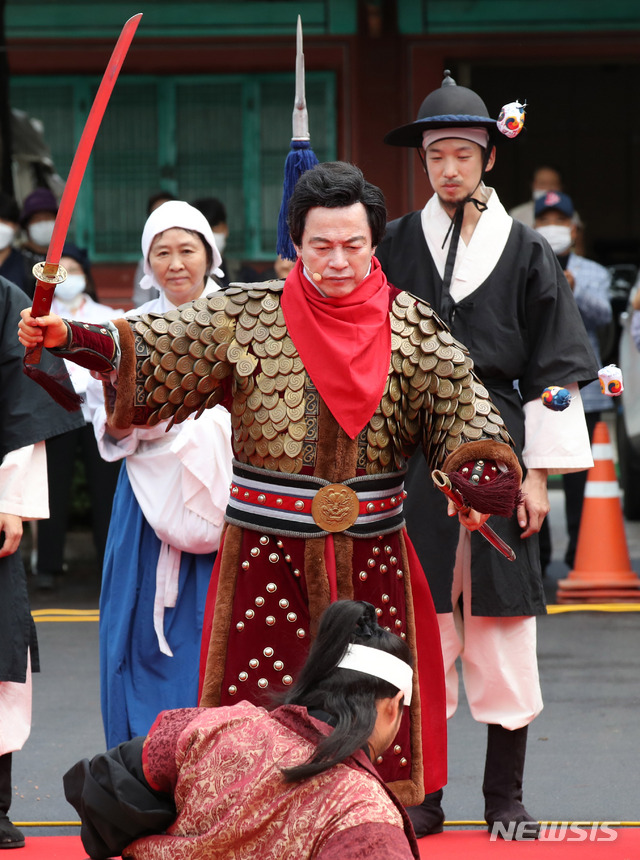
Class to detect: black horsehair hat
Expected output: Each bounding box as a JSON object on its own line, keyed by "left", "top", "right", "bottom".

{"left": 384, "top": 70, "right": 525, "bottom": 148}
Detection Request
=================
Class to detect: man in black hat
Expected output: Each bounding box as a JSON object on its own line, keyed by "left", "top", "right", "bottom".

{"left": 376, "top": 72, "right": 599, "bottom": 839}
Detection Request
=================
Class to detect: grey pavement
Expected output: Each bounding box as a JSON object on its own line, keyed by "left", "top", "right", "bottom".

{"left": 11, "top": 429, "right": 640, "bottom": 837}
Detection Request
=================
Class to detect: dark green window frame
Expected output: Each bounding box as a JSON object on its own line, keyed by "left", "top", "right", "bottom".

{"left": 10, "top": 72, "right": 336, "bottom": 262}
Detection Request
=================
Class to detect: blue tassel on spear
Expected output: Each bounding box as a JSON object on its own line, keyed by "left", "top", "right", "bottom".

{"left": 276, "top": 16, "right": 319, "bottom": 262}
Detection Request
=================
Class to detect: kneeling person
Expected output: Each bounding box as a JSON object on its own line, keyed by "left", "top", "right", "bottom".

{"left": 63, "top": 600, "right": 420, "bottom": 860}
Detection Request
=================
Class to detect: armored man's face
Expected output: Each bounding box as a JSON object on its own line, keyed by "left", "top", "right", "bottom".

{"left": 294, "top": 202, "right": 375, "bottom": 299}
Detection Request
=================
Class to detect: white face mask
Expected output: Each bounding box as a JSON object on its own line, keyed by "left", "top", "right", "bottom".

{"left": 212, "top": 232, "right": 227, "bottom": 255}
{"left": 535, "top": 224, "right": 572, "bottom": 255}
{"left": 28, "top": 219, "right": 55, "bottom": 248}
{"left": 0, "top": 222, "right": 15, "bottom": 251}
{"left": 532, "top": 188, "right": 548, "bottom": 201}
{"left": 55, "top": 273, "right": 86, "bottom": 303}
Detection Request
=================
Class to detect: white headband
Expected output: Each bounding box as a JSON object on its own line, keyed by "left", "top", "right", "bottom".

{"left": 139, "top": 200, "right": 224, "bottom": 292}
{"left": 337, "top": 643, "right": 413, "bottom": 705}
{"left": 422, "top": 127, "right": 489, "bottom": 151}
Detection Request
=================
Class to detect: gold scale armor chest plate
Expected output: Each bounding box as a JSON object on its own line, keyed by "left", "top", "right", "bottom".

{"left": 127, "top": 282, "right": 512, "bottom": 475}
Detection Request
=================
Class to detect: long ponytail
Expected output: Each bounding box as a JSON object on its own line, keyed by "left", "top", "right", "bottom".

{"left": 281, "top": 600, "right": 412, "bottom": 782}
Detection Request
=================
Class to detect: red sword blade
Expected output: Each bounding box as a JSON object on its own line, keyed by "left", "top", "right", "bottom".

{"left": 28, "top": 12, "right": 143, "bottom": 359}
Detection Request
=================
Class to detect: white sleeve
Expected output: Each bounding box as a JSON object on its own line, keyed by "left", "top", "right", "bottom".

{"left": 522, "top": 383, "right": 594, "bottom": 474}
{"left": 85, "top": 375, "right": 171, "bottom": 462}
{"left": 0, "top": 442, "right": 49, "bottom": 520}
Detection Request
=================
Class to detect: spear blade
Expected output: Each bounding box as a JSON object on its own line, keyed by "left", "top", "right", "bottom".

{"left": 292, "top": 15, "right": 309, "bottom": 141}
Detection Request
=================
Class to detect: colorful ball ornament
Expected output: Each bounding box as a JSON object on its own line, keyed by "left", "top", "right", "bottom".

{"left": 497, "top": 101, "right": 527, "bottom": 138}
{"left": 541, "top": 386, "right": 572, "bottom": 412}
{"left": 598, "top": 364, "right": 624, "bottom": 396}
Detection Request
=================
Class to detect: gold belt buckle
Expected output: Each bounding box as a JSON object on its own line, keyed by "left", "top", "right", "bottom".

{"left": 311, "top": 483, "right": 360, "bottom": 532}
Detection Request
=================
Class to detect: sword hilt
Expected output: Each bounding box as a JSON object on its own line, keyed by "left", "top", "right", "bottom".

{"left": 27, "top": 262, "right": 67, "bottom": 364}
{"left": 431, "top": 469, "right": 516, "bottom": 561}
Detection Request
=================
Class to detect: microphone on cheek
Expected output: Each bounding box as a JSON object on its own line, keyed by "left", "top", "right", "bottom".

{"left": 302, "top": 261, "right": 322, "bottom": 283}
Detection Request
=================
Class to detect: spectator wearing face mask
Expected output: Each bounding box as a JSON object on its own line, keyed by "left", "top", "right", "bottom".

{"left": 32, "top": 243, "right": 124, "bottom": 590}
{"left": 510, "top": 166, "right": 585, "bottom": 255}
{"left": 18, "top": 187, "right": 59, "bottom": 299}
{"left": 191, "top": 196, "right": 258, "bottom": 287}
{"left": 0, "top": 193, "right": 30, "bottom": 293}
{"left": 534, "top": 190, "right": 612, "bottom": 570}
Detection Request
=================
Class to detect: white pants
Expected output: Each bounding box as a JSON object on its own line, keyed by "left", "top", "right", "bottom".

{"left": 0, "top": 655, "right": 32, "bottom": 756}
{"left": 437, "top": 528, "right": 543, "bottom": 731}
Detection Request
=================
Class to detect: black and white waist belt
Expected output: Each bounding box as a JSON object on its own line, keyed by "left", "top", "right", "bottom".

{"left": 225, "top": 460, "right": 407, "bottom": 539}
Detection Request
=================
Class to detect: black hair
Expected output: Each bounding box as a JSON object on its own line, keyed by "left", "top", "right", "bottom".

{"left": 0, "top": 192, "right": 19, "bottom": 224}
{"left": 191, "top": 196, "right": 227, "bottom": 229}
{"left": 146, "top": 190, "right": 177, "bottom": 216}
{"left": 281, "top": 599, "right": 412, "bottom": 783}
{"left": 287, "top": 162, "right": 387, "bottom": 248}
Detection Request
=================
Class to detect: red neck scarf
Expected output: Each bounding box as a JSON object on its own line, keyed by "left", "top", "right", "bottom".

{"left": 281, "top": 257, "right": 391, "bottom": 439}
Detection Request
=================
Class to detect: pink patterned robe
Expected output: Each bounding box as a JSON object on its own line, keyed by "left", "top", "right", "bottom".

{"left": 126, "top": 703, "right": 419, "bottom": 860}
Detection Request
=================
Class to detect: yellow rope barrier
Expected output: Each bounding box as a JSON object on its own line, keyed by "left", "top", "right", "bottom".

{"left": 29, "top": 604, "right": 640, "bottom": 624}
{"left": 32, "top": 609, "right": 99, "bottom": 624}
{"left": 546, "top": 603, "right": 640, "bottom": 614}
{"left": 14, "top": 821, "right": 80, "bottom": 827}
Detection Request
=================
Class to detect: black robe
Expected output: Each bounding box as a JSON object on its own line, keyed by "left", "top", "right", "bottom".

{"left": 376, "top": 212, "right": 598, "bottom": 616}
{"left": 0, "top": 277, "right": 83, "bottom": 682}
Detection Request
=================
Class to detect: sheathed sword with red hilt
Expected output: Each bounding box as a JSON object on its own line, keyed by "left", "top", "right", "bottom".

{"left": 432, "top": 469, "right": 517, "bottom": 561}
{"left": 24, "top": 12, "right": 143, "bottom": 409}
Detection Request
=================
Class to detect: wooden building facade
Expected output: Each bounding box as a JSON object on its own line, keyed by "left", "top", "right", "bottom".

{"left": 6, "top": 0, "right": 640, "bottom": 298}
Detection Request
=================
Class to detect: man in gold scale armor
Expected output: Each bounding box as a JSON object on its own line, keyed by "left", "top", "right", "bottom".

{"left": 19, "top": 162, "right": 521, "bottom": 807}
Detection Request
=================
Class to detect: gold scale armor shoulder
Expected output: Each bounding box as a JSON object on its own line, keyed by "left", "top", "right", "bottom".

{"left": 364, "top": 291, "right": 513, "bottom": 473}
{"left": 127, "top": 291, "right": 234, "bottom": 426}
{"left": 127, "top": 283, "right": 283, "bottom": 427}
{"left": 125, "top": 282, "right": 310, "bottom": 474}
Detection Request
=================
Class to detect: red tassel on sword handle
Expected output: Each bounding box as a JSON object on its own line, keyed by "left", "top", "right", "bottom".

{"left": 431, "top": 469, "right": 516, "bottom": 561}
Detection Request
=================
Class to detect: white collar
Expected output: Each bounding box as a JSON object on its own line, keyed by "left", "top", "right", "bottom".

{"left": 421, "top": 186, "right": 512, "bottom": 300}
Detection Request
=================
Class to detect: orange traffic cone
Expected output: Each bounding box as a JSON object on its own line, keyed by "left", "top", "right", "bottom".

{"left": 557, "top": 421, "right": 640, "bottom": 603}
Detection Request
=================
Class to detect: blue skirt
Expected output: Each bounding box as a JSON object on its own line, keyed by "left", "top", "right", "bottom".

{"left": 100, "top": 466, "right": 216, "bottom": 748}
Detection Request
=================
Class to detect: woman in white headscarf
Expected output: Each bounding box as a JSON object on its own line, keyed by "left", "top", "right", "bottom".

{"left": 84, "top": 201, "right": 233, "bottom": 747}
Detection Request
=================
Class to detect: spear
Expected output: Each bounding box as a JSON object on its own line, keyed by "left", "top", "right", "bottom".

{"left": 276, "top": 15, "right": 319, "bottom": 262}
